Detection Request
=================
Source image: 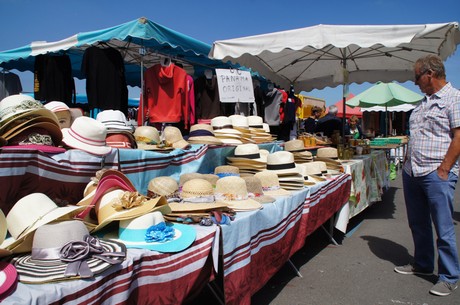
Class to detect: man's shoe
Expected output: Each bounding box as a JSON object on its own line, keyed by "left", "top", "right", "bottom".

{"left": 429, "top": 281, "right": 458, "bottom": 296}
{"left": 394, "top": 264, "right": 433, "bottom": 275}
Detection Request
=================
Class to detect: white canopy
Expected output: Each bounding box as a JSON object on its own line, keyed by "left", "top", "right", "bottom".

{"left": 209, "top": 23, "right": 460, "bottom": 91}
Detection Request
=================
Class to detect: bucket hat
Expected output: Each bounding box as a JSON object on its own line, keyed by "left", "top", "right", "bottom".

{"left": 187, "top": 124, "right": 223, "bottom": 145}
{"left": 214, "top": 176, "right": 262, "bottom": 211}
{"left": 147, "top": 176, "right": 180, "bottom": 202}
{"left": 242, "top": 176, "right": 276, "bottom": 204}
{"left": 61, "top": 116, "right": 112, "bottom": 156}
{"left": 10, "top": 220, "right": 125, "bottom": 284}
{"left": 164, "top": 126, "right": 190, "bottom": 150}
{"left": 1, "top": 193, "right": 85, "bottom": 253}
{"left": 44, "top": 101, "right": 70, "bottom": 113}
{"left": 266, "top": 151, "right": 301, "bottom": 176}
{"left": 0, "top": 262, "right": 17, "bottom": 300}
{"left": 214, "top": 165, "right": 240, "bottom": 178}
{"left": 170, "top": 178, "right": 228, "bottom": 212}
{"left": 105, "top": 132, "right": 137, "bottom": 149}
{"left": 254, "top": 171, "right": 291, "bottom": 196}
{"left": 98, "top": 211, "right": 196, "bottom": 253}
{"left": 96, "top": 109, "right": 133, "bottom": 131}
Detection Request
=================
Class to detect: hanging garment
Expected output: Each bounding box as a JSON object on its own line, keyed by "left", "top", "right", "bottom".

{"left": 194, "top": 75, "right": 223, "bottom": 120}
{"left": 34, "top": 54, "right": 75, "bottom": 105}
{"left": 142, "top": 63, "right": 189, "bottom": 128}
{"left": 81, "top": 46, "right": 128, "bottom": 114}
{"left": 0, "top": 71, "right": 22, "bottom": 100}
{"left": 186, "top": 74, "right": 196, "bottom": 126}
{"left": 263, "top": 88, "right": 283, "bottom": 126}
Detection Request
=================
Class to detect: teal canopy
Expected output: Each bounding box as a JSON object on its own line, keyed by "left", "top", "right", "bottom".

{"left": 0, "top": 17, "right": 239, "bottom": 87}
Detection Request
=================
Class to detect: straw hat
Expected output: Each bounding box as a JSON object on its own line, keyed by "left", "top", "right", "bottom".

{"left": 254, "top": 170, "right": 291, "bottom": 196}
{"left": 61, "top": 116, "right": 112, "bottom": 156}
{"left": 10, "top": 220, "right": 125, "bottom": 284}
{"left": 163, "top": 126, "right": 190, "bottom": 150}
{"left": 284, "top": 139, "right": 307, "bottom": 152}
{"left": 266, "top": 151, "right": 301, "bottom": 176}
{"left": 211, "top": 116, "right": 243, "bottom": 145}
{"left": 242, "top": 176, "right": 276, "bottom": 204}
{"left": 1, "top": 193, "right": 85, "bottom": 254}
{"left": 134, "top": 126, "right": 172, "bottom": 151}
{"left": 214, "top": 176, "right": 262, "bottom": 211}
{"left": 170, "top": 178, "right": 228, "bottom": 212}
{"left": 187, "top": 124, "right": 223, "bottom": 145}
{"left": 96, "top": 109, "right": 133, "bottom": 131}
{"left": 229, "top": 115, "right": 250, "bottom": 131}
{"left": 299, "top": 162, "right": 328, "bottom": 181}
{"left": 0, "top": 210, "right": 12, "bottom": 258}
{"left": 247, "top": 115, "right": 264, "bottom": 129}
{"left": 214, "top": 165, "right": 240, "bottom": 178}
{"left": 226, "top": 143, "right": 268, "bottom": 164}
{"left": 179, "top": 173, "right": 203, "bottom": 188}
{"left": 147, "top": 176, "right": 180, "bottom": 201}
{"left": 4, "top": 124, "right": 65, "bottom": 154}
{"left": 0, "top": 261, "right": 17, "bottom": 300}
{"left": 98, "top": 211, "right": 196, "bottom": 253}
{"left": 316, "top": 147, "right": 338, "bottom": 159}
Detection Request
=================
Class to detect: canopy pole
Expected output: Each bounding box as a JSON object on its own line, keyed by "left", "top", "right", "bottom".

{"left": 342, "top": 54, "right": 347, "bottom": 144}
{"left": 140, "top": 46, "right": 146, "bottom": 126}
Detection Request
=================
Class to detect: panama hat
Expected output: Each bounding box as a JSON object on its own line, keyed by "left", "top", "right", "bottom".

{"left": 296, "top": 164, "right": 325, "bottom": 185}
{"left": 0, "top": 95, "right": 52, "bottom": 129}
{"left": 187, "top": 124, "right": 223, "bottom": 145}
{"left": 211, "top": 116, "right": 244, "bottom": 145}
{"left": 164, "top": 126, "right": 190, "bottom": 150}
{"left": 242, "top": 176, "right": 276, "bottom": 204}
{"left": 0, "top": 262, "right": 17, "bottom": 300}
{"left": 226, "top": 143, "right": 268, "bottom": 164}
{"left": 96, "top": 109, "right": 133, "bottom": 131}
{"left": 10, "top": 220, "right": 125, "bottom": 284}
{"left": 247, "top": 115, "right": 264, "bottom": 129}
{"left": 266, "top": 151, "right": 301, "bottom": 176}
{"left": 214, "top": 165, "right": 240, "bottom": 178}
{"left": 214, "top": 176, "right": 262, "bottom": 211}
{"left": 1, "top": 193, "right": 85, "bottom": 254}
{"left": 147, "top": 176, "right": 180, "bottom": 202}
{"left": 254, "top": 171, "right": 291, "bottom": 197}
{"left": 61, "top": 116, "right": 112, "bottom": 156}
{"left": 284, "top": 139, "right": 307, "bottom": 152}
{"left": 299, "top": 162, "right": 328, "bottom": 181}
{"left": 98, "top": 211, "right": 196, "bottom": 253}
{"left": 316, "top": 147, "right": 338, "bottom": 159}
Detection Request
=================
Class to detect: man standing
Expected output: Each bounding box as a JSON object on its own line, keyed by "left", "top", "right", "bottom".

{"left": 394, "top": 54, "right": 460, "bottom": 297}
{"left": 315, "top": 105, "right": 342, "bottom": 138}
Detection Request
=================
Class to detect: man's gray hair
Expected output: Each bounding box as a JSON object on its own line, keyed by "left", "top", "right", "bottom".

{"left": 328, "top": 105, "right": 338, "bottom": 115}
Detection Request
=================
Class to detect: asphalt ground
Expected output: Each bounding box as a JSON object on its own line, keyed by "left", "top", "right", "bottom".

{"left": 194, "top": 168, "right": 460, "bottom": 305}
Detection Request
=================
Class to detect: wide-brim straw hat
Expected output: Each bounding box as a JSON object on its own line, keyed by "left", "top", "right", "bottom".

{"left": 1, "top": 193, "right": 85, "bottom": 254}
{"left": 214, "top": 165, "right": 240, "bottom": 178}
{"left": 266, "top": 151, "right": 301, "bottom": 176}
{"left": 10, "top": 220, "right": 125, "bottom": 284}
{"left": 254, "top": 170, "right": 292, "bottom": 197}
{"left": 3, "top": 120, "right": 63, "bottom": 146}
{"left": 61, "top": 116, "right": 112, "bottom": 156}
{"left": 284, "top": 139, "right": 307, "bottom": 152}
{"left": 172, "top": 178, "right": 228, "bottom": 212}
{"left": 96, "top": 109, "right": 133, "bottom": 131}
{"left": 214, "top": 176, "right": 262, "bottom": 211}
{"left": 98, "top": 211, "right": 196, "bottom": 253}
{"left": 163, "top": 126, "right": 190, "bottom": 150}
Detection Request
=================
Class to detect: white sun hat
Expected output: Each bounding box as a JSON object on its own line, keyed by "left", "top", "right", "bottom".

{"left": 96, "top": 109, "right": 133, "bottom": 131}
{"left": 61, "top": 116, "right": 112, "bottom": 156}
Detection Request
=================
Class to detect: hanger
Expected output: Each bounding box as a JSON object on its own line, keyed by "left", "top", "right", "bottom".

{"left": 204, "top": 69, "right": 213, "bottom": 80}
{"left": 160, "top": 55, "right": 172, "bottom": 67}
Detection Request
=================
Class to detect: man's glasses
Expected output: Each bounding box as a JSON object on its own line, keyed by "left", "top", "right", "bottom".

{"left": 415, "top": 69, "right": 429, "bottom": 82}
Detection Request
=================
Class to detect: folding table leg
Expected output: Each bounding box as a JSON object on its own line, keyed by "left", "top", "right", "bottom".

{"left": 207, "top": 281, "right": 225, "bottom": 305}
{"left": 287, "top": 259, "right": 303, "bottom": 278}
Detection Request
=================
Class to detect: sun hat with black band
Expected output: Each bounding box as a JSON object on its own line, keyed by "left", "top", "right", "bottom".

{"left": 266, "top": 151, "right": 301, "bottom": 176}
{"left": 61, "top": 116, "right": 112, "bottom": 156}
{"left": 226, "top": 143, "right": 267, "bottom": 164}
{"left": 10, "top": 220, "right": 126, "bottom": 284}
{"left": 187, "top": 124, "right": 223, "bottom": 145}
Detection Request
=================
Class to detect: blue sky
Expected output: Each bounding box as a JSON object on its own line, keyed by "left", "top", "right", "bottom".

{"left": 1, "top": 0, "right": 459, "bottom": 106}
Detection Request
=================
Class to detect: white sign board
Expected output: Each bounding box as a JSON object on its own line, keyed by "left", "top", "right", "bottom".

{"left": 215, "top": 69, "right": 255, "bottom": 103}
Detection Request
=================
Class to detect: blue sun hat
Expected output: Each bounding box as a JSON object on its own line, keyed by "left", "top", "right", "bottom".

{"left": 100, "top": 211, "right": 196, "bottom": 253}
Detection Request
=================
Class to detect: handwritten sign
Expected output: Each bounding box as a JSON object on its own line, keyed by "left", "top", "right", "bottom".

{"left": 215, "top": 69, "right": 255, "bottom": 103}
